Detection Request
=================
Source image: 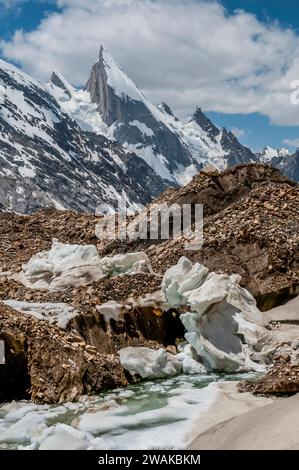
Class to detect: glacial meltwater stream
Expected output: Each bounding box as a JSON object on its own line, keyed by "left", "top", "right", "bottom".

{"left": 0, "top": 372, "right": 255, "bottom": 450}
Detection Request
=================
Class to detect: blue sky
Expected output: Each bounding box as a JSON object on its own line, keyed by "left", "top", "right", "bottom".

{"left": 1, "top": 0, "right": 299, "bottom": 152}
{"left": 0, "top": 1, "right": 59, "bottom": 40}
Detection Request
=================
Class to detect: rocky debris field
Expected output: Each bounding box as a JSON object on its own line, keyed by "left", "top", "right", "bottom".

{"left": 97, "top": 164, "right": 298, "bottom": 308}
{"left": 146, "top": 179, "right": 299, "bottom": 308}
{"left": 0, "top": 209, "right": 98, "bottom": 273}
{"left": 0, "top": 163, "right": 298, "bottom": 403}
{"left": 1, "top": 164, "right": 297, "bottom": 308}
{"left": 240, "top": 356, "right": 299, "bottom": 395}
{"left": 0, "top": 274, "right": 162, "bottom": 306}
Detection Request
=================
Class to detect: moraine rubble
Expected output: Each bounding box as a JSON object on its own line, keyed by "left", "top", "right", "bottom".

{"left": 0, "top": 163, "right": 298, "bottom": 405}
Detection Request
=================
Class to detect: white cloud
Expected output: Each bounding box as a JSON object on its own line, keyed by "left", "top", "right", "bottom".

{"left": 0, "top": 0, "right": 29, "bottom": 8}
{"left": 282, "top": 138, "right": 299, "bottom": 148}
{"left": 231, "top": 127, "right": 246, "bottom": 138}
{"left": 2, "top": 0, "right": 299, "bottom": 124}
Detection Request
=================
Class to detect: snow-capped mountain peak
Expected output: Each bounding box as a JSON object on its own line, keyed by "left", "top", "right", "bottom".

{"left": 85, "top": 45, "right": 147, "bottom": 123}
{"left": 191, "top": 106, "right": 220, "bottom": 142}
{"left": 47, "top": 48, "right": 258, "bottom": 184}
{"left": 259, "top": 145, "right": 290, "bottom": 162}
{"left": 49, "top": 70, "right": 74, "bottom": 99}
{"left": 82, "top": 47, "right": 195, "bottom": 181}
{"left": 0, "top": 57, "right": 168, "bottom": 213}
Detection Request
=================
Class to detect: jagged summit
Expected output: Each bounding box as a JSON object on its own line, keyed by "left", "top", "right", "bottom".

{"left": 85, "top": 46, "right": 143, "bottom": 125}
{"left": 0, "top": 56, "right": 168, "bottom": 213}
{"left": 83, "top": 47, "right": 194, "bottom": 180}
{"left": 99, "top": 44, "right": 104, "bottom": 59}
{"left": 50, "top": 70, "right": 73, "bottom": 98}
{"left": 48, "top": 47, "right": 259, "bottom": 182}
{"left": 157, "top": 102, "right": 178, "bottom": 121}
{"left": 191, "top": 106, "right": 220, "bottom": 141}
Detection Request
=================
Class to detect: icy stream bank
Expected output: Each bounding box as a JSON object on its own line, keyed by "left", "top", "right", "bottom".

{"left": 0, "top": 373, "right": 261, "bottom": 450}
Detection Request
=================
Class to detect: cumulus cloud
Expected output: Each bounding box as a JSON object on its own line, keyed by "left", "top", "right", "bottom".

{"left": 231, "top": 127, "right": 246, "bottom": 138}
{"left": 282, "top": 138, "right": 299, "bottom": 148}
{"left": 2, "top": 0, "right": 299, "bottom": 124}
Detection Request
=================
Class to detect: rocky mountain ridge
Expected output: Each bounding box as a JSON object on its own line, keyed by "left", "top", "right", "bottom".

{"left": 1, "top": 46, "right": 298, "bottom": 216}
{"left": 0, "top": 59, "right": 168, "bottom": 214}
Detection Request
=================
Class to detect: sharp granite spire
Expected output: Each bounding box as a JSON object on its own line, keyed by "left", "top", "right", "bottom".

{"left": 84, "top": 46, "right": 194, "bottom": 180}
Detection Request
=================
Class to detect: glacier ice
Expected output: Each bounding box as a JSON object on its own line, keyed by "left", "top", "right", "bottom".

{"left": 176, "top": 343, "right": 206, "bottom": 374}
{"left": 19, "top": 239, "right": 103, "bottom": 289}
{"left": 119, "top": 347, "right": 182, "bottom": 379}
{"left": 162, "top": 257, "right": 268, "bottom": 372}
{"left": 100, "top": 251, "right": 154, "bottom": 276}
{"left": 17, "top": 239, "right": 153, "bottom": 290}
{"left": 38, "top": 424, "right": 90, "bottom": 450}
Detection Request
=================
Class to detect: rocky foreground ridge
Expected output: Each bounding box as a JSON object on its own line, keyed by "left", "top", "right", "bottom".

{"left": 0, "top": 163, "right": 298, "bottom": 403}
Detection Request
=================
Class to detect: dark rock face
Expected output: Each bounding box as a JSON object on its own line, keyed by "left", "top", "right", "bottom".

{"left": 277, "top": 150, "right": 299, "bottom": 182}
{"left": 67, "top": 306, "right": 184, "bottom": 355}
{"left": 220, "top": 128, "right": 258, "bottom": 166}
{"left": 0, "top": 328, "right": 30, "bottom": 402}
{"left": 193, "top": 107, "right": 220, "bottom": 142}
{"left": 50, "top": 71, "right": 72, "bottom": 98}
{"left": 0, "top": 304, "right": 128, "bottom": 404}
{"left": 85, "top": 46, "right": 125, "bottom": 126}
{"left": 157, "top": 102, "right": 179, "bottom": 121}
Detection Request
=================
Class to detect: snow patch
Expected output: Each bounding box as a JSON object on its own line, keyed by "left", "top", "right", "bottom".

{"left": 3, "top": 300, "right": 77, "bottom": 329}
{"left": 130, "top": 120, "right": 154, "bottom": 137}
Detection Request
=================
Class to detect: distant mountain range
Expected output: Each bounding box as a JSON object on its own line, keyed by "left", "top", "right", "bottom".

{"left": 258, "top": 146, "right": 299, "bottom": 181}
{"left": 0, "top": 46, "right": 298, "bottom": 213}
